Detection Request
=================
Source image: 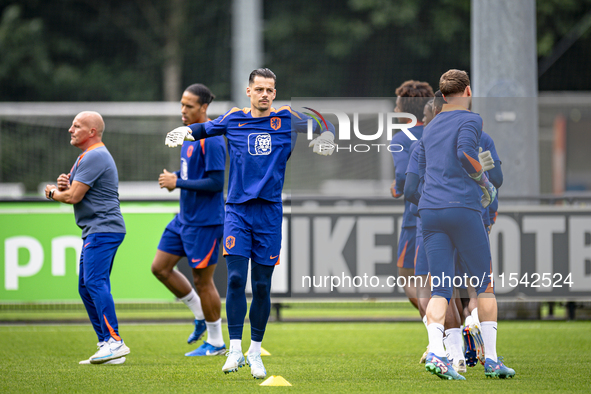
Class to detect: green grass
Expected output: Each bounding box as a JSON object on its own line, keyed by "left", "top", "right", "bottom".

{"left": 0, "top": 300, "right": 570, "bottom": 322}
{"left": 1, "top": 321, "right": 590, "bottom": 393}
{"left": 0, "top": 301, "right": 423, "bottom": 322}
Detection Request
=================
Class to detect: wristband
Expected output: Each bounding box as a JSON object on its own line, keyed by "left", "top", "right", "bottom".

{"left": 49, "top": 189, "right": 56, "bottom": 200}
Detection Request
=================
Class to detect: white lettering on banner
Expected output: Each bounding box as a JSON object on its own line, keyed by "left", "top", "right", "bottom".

{"left": 356, "top": 217, "right": 394, "bottom": 293}
{"left": 5, "top": 236, "right": 44, "bottom": 290}
{"left": 569, "top": 216, "right": 591, "bottom": 291}
{"left": 292, "top": 217, "right": 310, "bottom": 293}
{"left": 272, "top": 218, "right": 289, "bottom": 293}
{"left": 522, "top": 216, "right": 566, "bottom": 292}
{"left": 313, "top": 217, "right": 355, "bottom": 293}
{"left": 484, "top": 216, "right": 521, "bottom": 294}
{"left": 51, "top": 236, "right": 83, "bottom": 276}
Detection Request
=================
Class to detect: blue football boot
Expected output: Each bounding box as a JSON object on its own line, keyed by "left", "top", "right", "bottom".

{"left": 187, "top": 319, "right": 206, "bottom": 344}
{"left": 484, "top": 357, "right": 516, "bottom": 379}
{"left": 462, "top": 325, "right": 478, "bottom": 367}
{"left": 425, "top": 353, "right": 466, "bottom": 380}
{"left": 185, "top": 341, "right": 226, "bottom": 356}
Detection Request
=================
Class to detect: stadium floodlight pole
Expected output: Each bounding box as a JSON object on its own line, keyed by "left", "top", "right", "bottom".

{"left": 232, "top": 0, "right": 263, "bottom": 108}
{"left": 471, "top": 0, "right": 540, "bottom": 198}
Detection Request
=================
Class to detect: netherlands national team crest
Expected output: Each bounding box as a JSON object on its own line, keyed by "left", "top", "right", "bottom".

{"left": 225, "top": 235, "right": 235, "bottom": 249}
{"left": 270, "top": 116, "right": 281, "bottom": 130}
{"left": 248, "top": 133, "right": 272, "bottom": 155}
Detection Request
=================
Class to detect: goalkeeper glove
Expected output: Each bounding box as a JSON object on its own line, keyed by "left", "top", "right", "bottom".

{"left": 308, "top": 131, "right": 335, "bottom": 156}
{"left": 469, "top": 169, "right": 497, "bottom": 208}
{"left": 165, "top": 126, "right": 194, "bottom": 147}
{"left": 478, "top": 147, "right": 495, "bottom": 172}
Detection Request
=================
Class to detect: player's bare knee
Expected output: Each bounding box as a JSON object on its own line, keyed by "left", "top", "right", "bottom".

{"left": 194, "top": 277, "right": 214, "bottom": 294}
{"left": 151, "top": 262, "right": 170, "bottom": 280}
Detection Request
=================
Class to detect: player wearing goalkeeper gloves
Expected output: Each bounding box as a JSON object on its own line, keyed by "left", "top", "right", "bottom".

{"left": 389, "top": 80, "right": 434, "bottom": 311}
{"left": 458, "top": 130, "right": 503, "bottom": 368}
{"left": 151, "top": 83, "right": 227, "bottom": 357}
{"left": 165, "top": 68, "right": 335, "bottom": 379}
{"left": 417, "top": 69, "right": 514, "bottom": 380}
{"left": 408, "top": 99, "right": 506, "bottom": 372}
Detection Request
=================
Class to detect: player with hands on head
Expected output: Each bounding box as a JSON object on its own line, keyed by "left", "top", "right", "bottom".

{"left": 165, "top": 68, "right": 335, "bottom": 379}
{"left": 45, "top": 111, "right": 129, "bottom": 365}
{"left": 152, "top": 84, "right": 227, "bottom": 357}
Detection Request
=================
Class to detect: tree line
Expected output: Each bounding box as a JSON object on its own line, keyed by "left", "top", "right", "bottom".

{"left": 1, "top": 0, "right": 590, "bottom": 102}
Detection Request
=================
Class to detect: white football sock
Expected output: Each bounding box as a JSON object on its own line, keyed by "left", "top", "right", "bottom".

{"left": 481, "top": 321, "right": 498, "bottom": 361}
{"left": 471, "top": 307, "right": 481, "bottom": 327}
{"left": 205, "top": 318, "right": 224, "bottom": 347}
{"left": 427, "top": 323, "right": 446, "bottom": 358}
{"left": 445, "top": 328, "right": 465, "bottom": 362}
{"left": 248, "top": 340, "right": 262, "bottom": 355}
{"left": 464, "top": 315, "right": 474, "bottom": 328}
{"left": 230, "top": 339, "right": 242, "bottom": 352}
{"left": 180, "top": 289, "right": 204, "bottom": 320}
{"left": 422, "top": 315, "right": 428, "bottom": 330}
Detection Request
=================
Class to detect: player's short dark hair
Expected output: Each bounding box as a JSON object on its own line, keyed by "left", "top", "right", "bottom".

{"left": 395, "top": 80, "right": 435, "bottom": 118}
{"left": 439, "top": 69, "right": 470, "bottom": 96}
{"left": 184, "top": 83, "right": 215, "bottom": 105}
{"left": 249, "top": 68, "right": 276, "bottom": 86}
{"left": 433, "top": 90, "right": 446, "bottom": 114}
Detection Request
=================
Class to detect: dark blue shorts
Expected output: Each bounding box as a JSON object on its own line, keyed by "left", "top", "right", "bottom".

{"left": 223, "top": 200, "right": 282, "bottom": 266}
{"left": 414, "top": 232, "right": 429, "bottom": 276}
{"left": 420, "top": 207, "right": 493, "bottom": 298}
{"left": 397, "top": 227, "right": 416, "bottom": 269}
{"left": 158, "top": 215, "right": 223, "bottom": 269}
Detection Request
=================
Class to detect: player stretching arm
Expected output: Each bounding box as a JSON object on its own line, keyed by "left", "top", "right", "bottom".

{"left": 165, "top": 68, "right": 334, "bottom": 379}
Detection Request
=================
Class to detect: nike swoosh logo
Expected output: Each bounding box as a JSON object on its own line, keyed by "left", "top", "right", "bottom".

{"left": 84, "top": 242, "right": 90, "bottom": 248}
{"left": 238, "top": 123, "right": 248, "bottom": 127}
{"left": 192, "top": 259, "right": 201, "bottom": 263}
{"left": 270, "top": 255, "right": 279, "bottom": 259}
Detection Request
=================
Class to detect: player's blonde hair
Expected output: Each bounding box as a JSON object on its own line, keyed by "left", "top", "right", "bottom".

{"left": 439, "top": 69, "right": 470, "bottom": 97}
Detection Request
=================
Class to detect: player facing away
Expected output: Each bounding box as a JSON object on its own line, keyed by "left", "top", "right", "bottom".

{"left": 410, "top": 93, "right": 502, "bottom": 371}
{"left": 44, "top": 111, "right": 129, "bottom": 365}
{"left": 165, "top": 68, "right": 335, "bottom": 379}
{"left": 417, "top": 69, "right": 514, "bottom": 380}
{"left": 459, "top": 129, "right": 504, "bottom": 367}
{"left": 151, "top": 84, "right": 227, "bottom": 356}
{"left": 389, "top": 80, "right": 434, "bottom": 311}
{"left": 403, "top": 95, "right": 441, "bottom": 365}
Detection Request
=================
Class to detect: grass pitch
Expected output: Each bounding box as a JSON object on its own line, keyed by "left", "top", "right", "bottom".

{"left": 1, "top": 320, "right": 590, "bottom": 393}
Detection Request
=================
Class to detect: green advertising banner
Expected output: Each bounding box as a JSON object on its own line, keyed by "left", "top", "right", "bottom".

{"left": 0, "top": 202, "right": 181, "bottom": 302}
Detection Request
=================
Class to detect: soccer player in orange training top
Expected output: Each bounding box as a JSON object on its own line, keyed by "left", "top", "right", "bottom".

{"left": 152, "top": 84, "right": 227, "bottom": 356}
{"left": 45, "top": 111, "right": 129, "bottom": 365}
{"left": 165, "top": 68, "right": 336, "bottom": 379}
